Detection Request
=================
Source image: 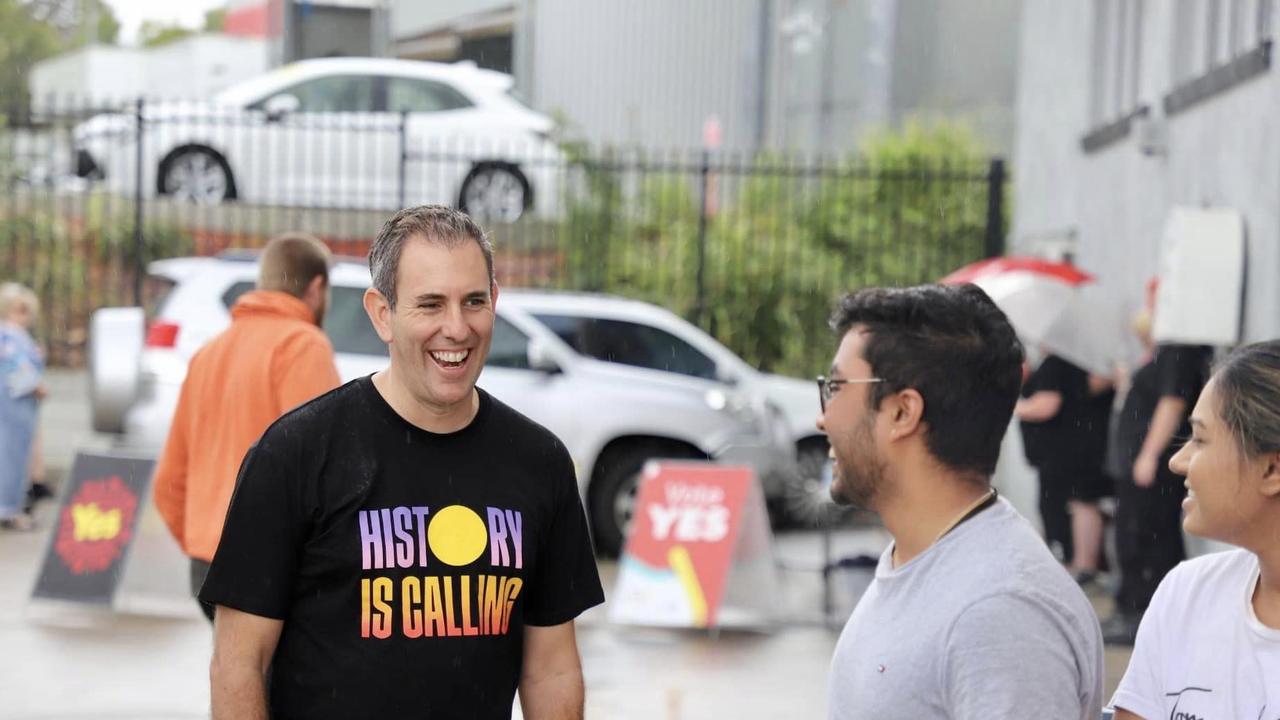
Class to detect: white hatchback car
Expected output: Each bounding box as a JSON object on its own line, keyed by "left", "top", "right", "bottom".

{"left": 72, "top": 58, "right": 560, "bottom": 222}
{"left": 90, "top": 255, "right": 808, "bottom": 555}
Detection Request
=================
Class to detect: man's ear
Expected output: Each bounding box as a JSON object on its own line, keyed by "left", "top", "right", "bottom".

{"left": 491, "top": 281, "right": 500, "bottom": 310}
{"left": 363, "top": 287, "right": 394, "bottom": 344}
{"left": 886, "top": 388, "right": 925, "bottom": 441}
{"left": 305, "top": 273, "right": 325, "bottom": 300}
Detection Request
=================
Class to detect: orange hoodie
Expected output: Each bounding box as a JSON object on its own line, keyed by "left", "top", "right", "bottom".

{"left": 152, "top": 290, "right": 341, "bottom": 562}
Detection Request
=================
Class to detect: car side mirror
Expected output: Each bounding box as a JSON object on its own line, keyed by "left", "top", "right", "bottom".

{"left": 527, "top": 340, "right": 561, "bottom": 374}
{"left": 263, "top": 93, "right": 300, "bottom": 121}
{"left": 715, "top": 365, "right": 739, "bottom": 386}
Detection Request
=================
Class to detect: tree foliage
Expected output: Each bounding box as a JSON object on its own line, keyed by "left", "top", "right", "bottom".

{"left": 139, "top": 21, "right": 195, "bottom": 48}
{"left": 557, "top": 121, "right": 1003, "bottom": 376}
{"left": 203, "top": 8, "right": 225, "bottom": 32}
{"left": 0, "top": 0, "right": 120, "bottom": 119}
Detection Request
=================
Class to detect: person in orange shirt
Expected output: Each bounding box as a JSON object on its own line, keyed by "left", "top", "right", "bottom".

{"left": 153, "top": 233, "right": 341, "bottom": 622}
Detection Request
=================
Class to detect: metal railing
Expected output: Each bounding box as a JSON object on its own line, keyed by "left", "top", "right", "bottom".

{"left": 2, "top": 97, "right": 1007, "bottom": 375}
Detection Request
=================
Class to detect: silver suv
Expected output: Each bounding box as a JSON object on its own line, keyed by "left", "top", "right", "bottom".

{"left": 89, "top": 254, "right": 807, "bottom": 555}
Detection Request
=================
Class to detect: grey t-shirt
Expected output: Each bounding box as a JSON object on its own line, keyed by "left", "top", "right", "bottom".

{"left": 828, "top": 497, "right": 1103, "bottom": 720}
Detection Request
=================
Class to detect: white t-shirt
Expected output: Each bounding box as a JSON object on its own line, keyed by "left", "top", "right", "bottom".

{"left": 1111, "top": 549, "right": 1280, "bottom": 720}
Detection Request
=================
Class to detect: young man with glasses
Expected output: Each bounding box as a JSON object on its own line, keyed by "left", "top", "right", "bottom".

{"left": 819, "top": 284, "right": 1103, "bottom": 720}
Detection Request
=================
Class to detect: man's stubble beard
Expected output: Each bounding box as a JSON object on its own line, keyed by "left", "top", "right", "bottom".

{"left": 830, "top": 414, "right": 886, "bottom": 509}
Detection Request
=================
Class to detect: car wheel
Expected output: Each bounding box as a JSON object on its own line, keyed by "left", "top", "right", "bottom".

{"left": 459, "top": 163, "right": 530, "bottom": 223}
{"left": 159, "top": 148, "right": 235, "bottom": 204}
{"left": 589, "top": 442, "right": 701, "bottom": 557}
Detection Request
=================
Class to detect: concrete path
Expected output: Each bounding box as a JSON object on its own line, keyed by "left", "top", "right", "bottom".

{"left": 0, "top": 370, "right": 1129, "bottom": 719}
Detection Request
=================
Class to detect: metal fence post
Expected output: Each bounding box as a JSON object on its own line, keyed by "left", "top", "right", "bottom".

{"left": 984, "top": 157, "right": 1006, "bottom": 259}
{"left": 693, "top": 149, "right": 710, "bottom": 327}
{"left": 396, "top": 110, "right": 407, "bottom": 210}
{"left": 133, "top": 97, "right": 145, "bottom": 306}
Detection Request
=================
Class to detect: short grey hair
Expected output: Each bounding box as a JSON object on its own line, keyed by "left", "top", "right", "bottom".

{"left": 368, "top": 205, "right": 494, "bottom": 308}
{"left": 0, "top": 282, "right": 38, "bottom": 319}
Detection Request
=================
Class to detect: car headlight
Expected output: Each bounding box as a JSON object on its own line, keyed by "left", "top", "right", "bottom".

{"left": 704, "top": 388, "right": 761, "bottom": 429}
{"left": 74, "top": 115, "right": 137, "bottom": 145}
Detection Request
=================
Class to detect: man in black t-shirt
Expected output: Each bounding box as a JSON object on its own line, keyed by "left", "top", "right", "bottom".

{"left": 1101, "top": 342, "right": 1211, "bottom": 645}
{"left": 201, "top": 206, "right": 604, "bottom": 720}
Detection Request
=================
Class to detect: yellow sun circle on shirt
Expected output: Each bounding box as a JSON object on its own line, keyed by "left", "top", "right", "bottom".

{"left": 428, "top": 505, "right": 488, "bottom": 567}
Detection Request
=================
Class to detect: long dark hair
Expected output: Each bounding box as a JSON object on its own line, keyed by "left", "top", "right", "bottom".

{"left": 1212, "top": 340, "right": 1280, "bottom": 459}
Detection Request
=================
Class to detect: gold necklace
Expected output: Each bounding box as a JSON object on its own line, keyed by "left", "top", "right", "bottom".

{"left": 893, "top": 488, "right": 997, "bottom": 567}
{"left": 933, "top": 488, "right": 998, "bottom": 544}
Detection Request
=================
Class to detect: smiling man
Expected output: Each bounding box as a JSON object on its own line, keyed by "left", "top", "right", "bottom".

{"left": 818, "top": 284, "right": 1103, "bottom": 720}
{"left": 200, "top": 206, "right": 604, "bottom": 720}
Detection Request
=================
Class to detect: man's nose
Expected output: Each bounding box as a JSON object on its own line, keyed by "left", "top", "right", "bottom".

{"left": 442, "top": 304, "right": 469, "bottom": 340}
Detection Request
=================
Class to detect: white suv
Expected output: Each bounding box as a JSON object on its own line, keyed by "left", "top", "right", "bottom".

{"left": 72, "top": 58, "right": 560, "bottom": 222}
{"left": 90, "top": 255, "right": 805, "bottom": 555}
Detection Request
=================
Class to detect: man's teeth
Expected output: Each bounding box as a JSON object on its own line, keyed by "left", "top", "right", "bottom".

{"left": 431, "top": 350, "right": 469, "bottom": 363}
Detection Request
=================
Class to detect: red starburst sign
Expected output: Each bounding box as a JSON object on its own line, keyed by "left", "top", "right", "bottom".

{"left": 54, "top": 476, "right": 139, "bottom": 575}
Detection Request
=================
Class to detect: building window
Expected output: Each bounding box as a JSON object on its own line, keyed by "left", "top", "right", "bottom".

{"left": 1090, "top": 0, "right": 1145, "bottom": 126}
{"left": 1165, "top": 0, "right": 1273, "bottom": 116}
{"left": 1173, "top": 0, "right": 1272, "bottom": 83}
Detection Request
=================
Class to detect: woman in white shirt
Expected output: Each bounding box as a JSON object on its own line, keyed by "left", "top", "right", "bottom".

{"left": 1112, "top": 340, "right": 1280, "bottom": 720}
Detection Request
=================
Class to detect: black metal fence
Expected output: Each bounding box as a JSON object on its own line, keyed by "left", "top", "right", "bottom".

{"left": 2, "top": 98, "right": 1006, "bottom": 374}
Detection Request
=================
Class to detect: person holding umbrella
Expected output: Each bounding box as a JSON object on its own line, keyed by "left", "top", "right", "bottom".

{"left": 942, "top": 257, "right": 1121, "bottom": 579}
{"left": 1015, "top": 351, "right": 1115, "bottom": 583}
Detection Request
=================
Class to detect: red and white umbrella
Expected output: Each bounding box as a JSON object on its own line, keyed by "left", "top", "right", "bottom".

{"left": 941, "top": 257, "right": 1094, "bottom": 343}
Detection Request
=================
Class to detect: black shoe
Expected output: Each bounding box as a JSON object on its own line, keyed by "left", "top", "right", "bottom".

{"left": 1072, "top": 569, "right": 1099, "bottom": 586}
{"left": 23, "top": 481, "right": 53, "bottom": 514}
{"left": 1101, "top": 613, "right": 1140, "bottom": 645}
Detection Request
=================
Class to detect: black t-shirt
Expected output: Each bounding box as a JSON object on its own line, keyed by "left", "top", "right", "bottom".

{"left": 1018, "top": 354, "right": 1115, "bottom": 473}
{"left": 200, "top": 376, "right": 605, "bottom": 720}
{"left": 1111, "top": 344, "right": 1213, "bottom": 479}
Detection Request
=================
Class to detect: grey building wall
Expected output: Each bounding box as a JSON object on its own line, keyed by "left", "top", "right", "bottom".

{"left": 1015, "top": 0, "right": 1280, "bottom": 344}
{"left": 891, "top": 0, "right": 1020, "bottom": 154}
{"left": 771, "top": 0, "right": 882, "bottom": 152}
{"left": 392, "top": 0, "right": 1020, "bottom": 155}
{"left": 770, "top": 0, "right": 1019, "bottom": 155}
{"left": 285, "top": 4, "right": 375, "bottom": 61}
{"left": 1011, "top": 3, "right": 1091, "bottom": 255}
{"left": 522, "top": 0, "right": 764, "bottom": 151}
{"left": 393, "top": 0, "right": 513, "bottom": 36}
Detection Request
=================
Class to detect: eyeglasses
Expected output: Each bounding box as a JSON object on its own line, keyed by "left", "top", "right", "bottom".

{"left": 816, "top": 375, "right": 885, "bottom": 412}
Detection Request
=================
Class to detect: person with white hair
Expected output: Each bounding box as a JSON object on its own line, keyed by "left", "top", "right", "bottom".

{"left": 0, "top": 282, "right": 46, "bottom": 531}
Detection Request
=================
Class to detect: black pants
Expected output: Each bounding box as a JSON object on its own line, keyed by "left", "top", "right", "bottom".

{"left": 1114, "top": 468, "right": 1186, "bottom": 616}
{"left": 1036, "top": 468, "right": 1074, "bottom": 564}
{"left": 190, "top": 558, "right": 216, "bottom": 623}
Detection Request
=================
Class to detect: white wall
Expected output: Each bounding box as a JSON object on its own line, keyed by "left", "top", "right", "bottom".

{"left": 1010, "top": 2, "right": 1091, "bottom": 255}
{"left": 1158, "top": 79, "right": 1280, "bottom": 342}
{"left": 1015, "top": 0, "right": 1280, "bottom": 346}
{"left": 30, "top": 45, "right": 145, "bottom": 109}
{"left": 28, "top": 36, "right": 269, "bottom": 110}
{"left": 145, "top": 35, "right": 268, "bottom": 100}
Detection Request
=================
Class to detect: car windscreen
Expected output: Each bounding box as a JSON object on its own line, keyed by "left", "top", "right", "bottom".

{"left": 531, "top": 313, "right": 717, "bottom": 379}
{"left": 222, "top": 281, "right": 388, "bottom": 357}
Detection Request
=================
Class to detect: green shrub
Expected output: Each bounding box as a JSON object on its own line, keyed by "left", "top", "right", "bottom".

{"left": 556, "top": 120, "right": 1004, "bottom": 377}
